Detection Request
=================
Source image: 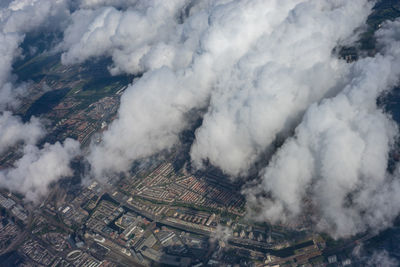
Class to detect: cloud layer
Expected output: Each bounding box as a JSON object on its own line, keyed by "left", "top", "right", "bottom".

{"left": 1, "top": 0, "right": 400, "bottom": 238}
{"left": 57, "top": 0, "right": 400, "bottom": 237}
{"left": 0, "top": 0, "right": 80, "bottom": 201}
{"left": 190, "top": 0, "right": 372, "bottom": 175}
{"left": 59, "top": 0, "right": 373, "bottom": 178}
{"left": 0, "top": 138, "right": 80, "bottom": 201}
{"left": 245, "top": 46, "right": 400, "bottom": 237}
{"left": 0, "top": 111, "right": 44, "bottom": 154}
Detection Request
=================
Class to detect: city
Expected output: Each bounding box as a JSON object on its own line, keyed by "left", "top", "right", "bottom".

{"left": 0, "top": 0, "right": 399, "bottom": 266}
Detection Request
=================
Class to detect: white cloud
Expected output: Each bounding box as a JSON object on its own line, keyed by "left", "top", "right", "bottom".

{"left": 244, "top": 20, "right": 400, "bottom": 238}
{"left": 366, "top": 250, "right": 399, "bottom": 267}
{"left": 85, "top": 0, "right": 305, "bottom": 176}
{"left": 190, "top": 0, "right": 372, "bottom": 176}
{"left": 74, "top": 0, "right": 373, "bottom": 179}
{"left": 0, "top": 138, "right": 81, "bottom": 202}
{"left": 0, "top": 0, "right": 70, "bottom": 104}
{"left": 0, "top": 0, "right": 80, "bottom": 202}
{"left": 0, "top": 111, "right": 44, "bottom": 154}
{"left": 2, "top": 0, "right": 69, "bottom": 34}
{"left": 61, "top": 0, "right": 192, "bottom": 74}
{"left": 60, "top": 0, "right": 400, "bottom": 238}
{"left": 79, "top": 0, "right": 138, "bottom": 9}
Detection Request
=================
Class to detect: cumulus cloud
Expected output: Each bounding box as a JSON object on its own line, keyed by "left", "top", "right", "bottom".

{"left": 0, "top": 0, "right": 80, "bottom": 201}
{"left": 190, "top": 0, "right": 373, "bottom": 175}
{"left": 60, "top": 0, "right": 192, "bottom": 74}
{"left": 364, "top": 250, "right": 399, "bottom": 267}
{"left": 1, "top": 0, "right": 69, "bottom": 34}
{"left": 0, "top": 0, "right": 70, "bottom": 96}
{"left": 83, "top": 0, "right": 292, "bottom": 175}
{"left": 0, "top": 0, "right": 71, "bottom": 109}
{"left": 0, "top": 139, "right": 80, "bottom": 202}
{"left": 68, "top": 0, "right": 372, "bottom": 178}
{"left": 0, "top": 0, "right": 71, "bottom": 139}
{"left": 60, "top": 0, "right": 400, "bottom": 238}
{"left": 244, "top": 20, "right": 400, "bottom": 238}
{"left": 79, "top": 0, "right": 138, "bottom": 9}
{"left": 0, "top": 111, "right": 44, "bottom": 154}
